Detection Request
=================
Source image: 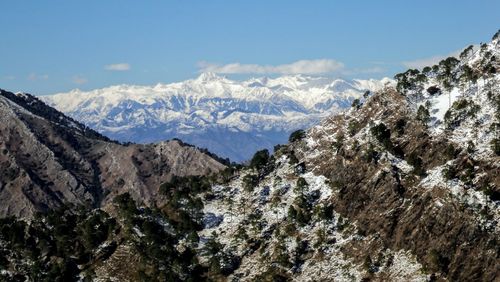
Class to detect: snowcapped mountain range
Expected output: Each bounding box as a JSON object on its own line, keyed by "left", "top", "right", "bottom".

{"left": 42, "top": 73, "right": 392, "bottom": 161}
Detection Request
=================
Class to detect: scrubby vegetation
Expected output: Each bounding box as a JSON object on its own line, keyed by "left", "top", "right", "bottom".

{"left": 444, "top": 99, "right": 481, "bottom": 129}
{"left": 0, "top": 173, "right": 220, "bottom": 281}
{"left": 289, "top": 129, "right": 306, "bottom": 143}
{"left": 407, "top": 151, "right": 425, "bottom": 176}
{"left": 491, "top": 138, "right": 500, "bottom": 156}
{"left": 416, "top": 105, "right": 430, "bottom": 125}
{"left": 348, "top": 120, "right": 361, "bottom": 136}
{"left": 0, "top": 206, "right": 118, "bottom": 281}
{"left": 242, "top": 174, "right": 259, "bottom": 192}
{"left": 250, "top": 149, "right": 271, "bottom": 170}
{"left": 351, "top": 98, "right": 362, "bottom": 109}
{"left": 370, "top": 123, "right": 393, "bottom": 151}
{"left": 113, "top": 192, "right": 207, "bottom": 281}
{"left": 332, "top": 134, "right": 345, "bottom": 152}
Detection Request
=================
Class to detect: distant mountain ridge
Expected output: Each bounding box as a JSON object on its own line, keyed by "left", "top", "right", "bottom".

{"left": 42, "top": 74, "right": 392, "bottom": 161}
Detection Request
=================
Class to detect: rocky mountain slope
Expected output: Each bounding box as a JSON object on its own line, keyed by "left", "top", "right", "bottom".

{"left": 0, "top": 89, "right": 225, "bottom": 218}
{"left": 42, "top": 74, "right": 391, "bottom": 162}
{"left": 193, "top": 32, "right": 499, "bottom": 281}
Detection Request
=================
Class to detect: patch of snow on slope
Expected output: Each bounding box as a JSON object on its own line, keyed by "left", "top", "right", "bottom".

{"left": 380, "top": 250, "right": 428, "bottom": 282}
{"left": 427, "top": 87, "right": 461, "bottom": 131}
{"left": 419, "top": 163, "right": 500, "bottom": 232}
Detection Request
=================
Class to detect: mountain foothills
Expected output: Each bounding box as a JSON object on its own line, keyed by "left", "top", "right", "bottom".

{"left": 0, "top": 31, "right": 499, "bottom": 281}
{"left": 42, "top": 74, "right": 391, "bottom": 162}
{"left": 0, "top": 90, "right": 225, "bottom": 218}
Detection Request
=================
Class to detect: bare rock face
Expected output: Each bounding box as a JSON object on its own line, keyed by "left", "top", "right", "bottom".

{"left": 0, "top": 89, "right": 225, "bottom": 219}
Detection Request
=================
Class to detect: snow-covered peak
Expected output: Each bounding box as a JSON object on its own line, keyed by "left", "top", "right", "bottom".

{"left": 195, "top": 72, "right": 226, "bottom": 83}
{"left": 41, "top": 74, "right": 390, "bottom": 161}
{"left": 44, "top": 74, "right": 389, "bottom": 112}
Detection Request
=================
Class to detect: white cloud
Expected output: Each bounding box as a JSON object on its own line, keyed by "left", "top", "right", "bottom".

{"left": 360, "top": 66, "right": 386, "bottom": 74}
{"left": 72, "top": 75, "right": 88, "bottom": 85}
{"left": 2, "top": 75, "right": 15, "bottom": 80}
{"left": 401, "top": 45, "right": 478, "bottom": 69}
{"left": 198, "top": 59, "right": 344, "bottom": 75}
{"left": 402, "top": 55, "right": 455, "bottom": 69}
{"left": 27, "top": 73, "right": 49, "bottom": 81}
{"left": 341, "top": 66, "right": 386, "bottom": 76}
{"left": 104, "top": 63, "right": 131, "bottom": 71}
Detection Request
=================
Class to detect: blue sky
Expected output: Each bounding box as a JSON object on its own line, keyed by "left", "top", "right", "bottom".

{"left": 0, "top": 0, "right": 499, "bottom": 95}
